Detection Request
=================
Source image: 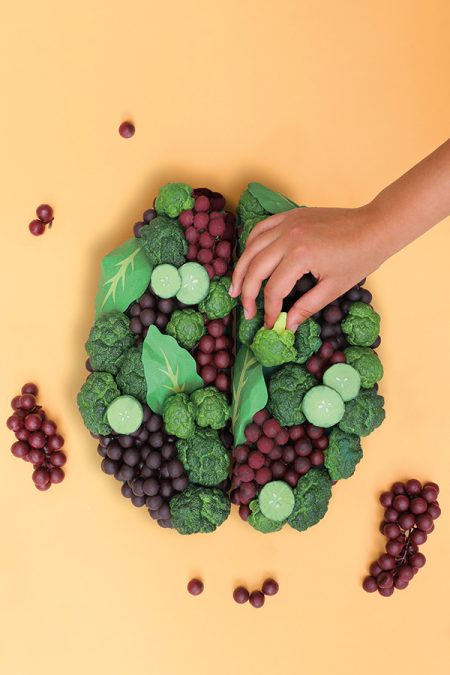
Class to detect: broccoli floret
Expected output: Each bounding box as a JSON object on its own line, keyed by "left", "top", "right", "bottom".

{"left": 341, "top": 302, "right": 380, "bottom": 347}
{"left": 339, "top": 388, "right": 385, "bottom": 437}
{"left": 176, "top": 427, "right": 230, "bottom": 486}
{"left": 238, "top": 308, "right": 264, "bottom": 345}
{"left": 267, "top": 363, "right": 316, "bottom": 426}
{"left": 77, "top": 372, "right": 120, "bottom": 436}
{"left": 190, "top": 387, "right": 230, "bottom": 430}
{"left": 115, "top": 346, "right": 147, "bottom": 403}
{"left": 162, "top": 393, "right": 196, "bottom": 439}
{"left": 294, "top": 318, "right": 322, "bottom": 364}
{"left": 344, "top": 346, "right": 384, "bottom": 389}
{"left": 247, "top": 499, "right": 284, "bottom": 533}
{"left": 155, "top": 182, "right": 195, "bottom": 218}
{"left": 85, "top": 311, "right": 134, "bottom": 375}
{"left": 140, "top": 216, "right": 188, "bottom": 267}
{"left": 199, "top": 277, "right": 237, "bottom": 319}
{"left": 170, "top": 484, "right": 231, "bottom": 534}
{"left": 240, "top": 215, "right": 266, "bottom": 249}
{"left": 324, "top": 428, "right": 363, "bottom": 480}
{"left": 250, "top": 312, "right": 297, "bottom": 367}
{"left": 166, "top": 309, "right": 205, "bottom": 350}
{"left": 287, "top": 469, "right": 333, "bottom": 532}
{"left": 238, "top": 189, "right": 268, "bottom": 222}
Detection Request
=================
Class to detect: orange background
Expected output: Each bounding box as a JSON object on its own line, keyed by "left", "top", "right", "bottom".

{"left": 1, "top": 2, "right": 449, "bottom": 674}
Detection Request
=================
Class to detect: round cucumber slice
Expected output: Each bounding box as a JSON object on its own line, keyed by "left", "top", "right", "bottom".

{"left": 107, "top": 395, "right": 144, "bottom": 434}
{"left": 151, "top": 264, "right": 182, "bottom": 299}
{"left": 323, "top": 363, "right": 361, "bottom": 401}
{"left": 302, "top": 385, "right": 345, "bottom": 427}
{"left": 176, "top": 262, "right": 210, "bottom": 305}
{"left": 259, "top": 480, "right": 295, "bottom": 521}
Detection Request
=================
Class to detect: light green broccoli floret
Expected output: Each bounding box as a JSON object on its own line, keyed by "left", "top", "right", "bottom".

{"left": 268, "top": 363, "right": 316, "bottom": 426}
{"left": 344, "top": 346, "right": 384, "bottom": 389}
{"left": 287, "top": 469, "right": 333, "bottom": 532}
{"left": 239, "top": 215, "right": 266, "bottom": 250}
{"left": 77, "top": 372, "right": 120, "bottom": 436}
{"left": 341, "top": 302, "right": 380, "bottom": 347}
{"left": 162, "top": 393, "right": 196, "bottom": 439}
{"left": 324, "top": 428, "right": 363, "bottom": 480}
{"left": 85, "top": 311, "right": 134, "bottom": 375}
{"left": 166, "top": 309, "right": 205, "bottom": 350}
{"left": 155, "top": 182, "right": 195, "bottom": 218}
{"left": 140, "top": 216, "right": 188, "bottom": 267}
{"left": 170, "top": 484, "right": 231, "bottom": 535}
{"left": 247, "top": 499, "right": 284, "bottom": 533}
{"left": 115, "top": 346, "right": 147, "bottom": 403}
{"left": 199, "top": 277, "right": 237, "bottom": 319}
{"left": 238, "top": 189, "right": 268, "bottom": 223}
{"left": 250, "top": 312, "right": 297, "bottom": 367}
{"left": 190, "top": 387, "right": 231, "bottom": 430}
{"left": 294, "top": 318, "right": 322, "bottom": 364}
{"left": 339, "top": 388, "right": 385, "bottom": 437}
{"left": 238, "top": 308, "right": 264, "bottom": 345}
{"left": 176, "top": 427, "right": 230, "bottom": 486}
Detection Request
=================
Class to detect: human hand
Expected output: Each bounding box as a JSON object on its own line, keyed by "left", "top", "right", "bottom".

{"left": 230, "top": 204, "right": 384, "bottom": 332}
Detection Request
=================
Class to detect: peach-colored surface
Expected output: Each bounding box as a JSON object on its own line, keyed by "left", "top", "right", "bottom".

{"left": 1, "top": 2, "right": 449, "bottom": 674}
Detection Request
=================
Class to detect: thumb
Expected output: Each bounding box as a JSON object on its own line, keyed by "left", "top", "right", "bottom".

{"left": 287, "top": 279, "right": 337, "bottom": 332}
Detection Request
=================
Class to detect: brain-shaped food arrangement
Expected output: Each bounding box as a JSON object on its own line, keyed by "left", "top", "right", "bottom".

{"left": 78, "top": 182, "right": 385, "bottom": 534}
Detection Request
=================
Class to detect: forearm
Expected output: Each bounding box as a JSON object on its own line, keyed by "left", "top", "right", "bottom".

{"left": 365, "top": 139, "right": 450, "bottom": 264}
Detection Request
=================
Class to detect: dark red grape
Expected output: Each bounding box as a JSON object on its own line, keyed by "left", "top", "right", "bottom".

{"left": 186, "top": 244, "right": 198, "bottom": 261}
{"left": 29, "top": 432, "right": 46, "bottom": 449}
{"left": 24, "top": 413, "right": 42, "bottom": 432}
{"left": 47, "top": 434, "right": 64, "bottom": 451}
{"left": 416, "top": 513, "right": 433, "bottom": 531}
{"left": 50, "top": 451, "right": 66, "bottom": 467}
{"left": 262, "top": 578, "right": 279, "bottom": 596}
{"left": 386, "top": 539, "right": 404, "bottom": 556}
{"left": 362, "top": 576, "right": 378, "bottom": 593}
{"left": 289, "top": 425, "right": 305, "bottom": 441}
{"left": 378, "top": 554, "right": 396, "bottom": 570}
{"left": 397, "top": 565, "right": 414, "bottom": 581}
{"left": 410, "top": 497, "right": 427, "bottom": 515}
{"left": 398, "top": 512, "right": 415, "bottom": 530}
{"left": 196, "top": 351, "right": 212, "bottom": 366}
{"left": 193, "top": 212, "right": 209, "bottom": 230}
{"left": 244, "top": 423, "right": 261, "bottom": 443}
{"left": 256, "top": 436, "right": 274, "bottom": 454}
{"left": 21, "top": 383, "right": 38, "bottom": 396}
{"left": 11, "top": 441, "right": 30, "bottom": 459}
{"left": 185, "top": 226, "right": 199, "bottom": 243}
{"left": 249, "top": 591, "right": 265, "bottom": 608}
{"left": 262, "top": 419, "right": 281, "bottom": 438}
{"left": 405, "top": 479, "right": 422, "bottom": 495}
{"left": 379, "top": 491, "right": 393, "bottom": 507}
{"left": 410, "top": 552, "right": 426, "bottom": 568}
{"left": 29, "top": 219, "right": 45, "bottom": 236}
{"left": 329, "top": 351, "right": 346, "bottom": 364}
{"left": 320, "top": 341, "right": 334, "bottom": 359}
{"left": 238, "top": 504, "right": 251, "bottom": 520}
{"left": 187, "top": 579, "right": 204, "bottom": 596}
{"left": 41, "top": 420, "right": 57, "bottom": 436}
{"left": 233, "top": 586, "right": 249, "bottom": 603}
{"left": 212, "top": 258, "right": 228, "bottom": 276}
{"left": 19, "top": 394, "right": 36, "bottom": 410}
{"left": 294, "top": 438, "right": 312, "bottom": 457}
{"left": 214, "top": 350, "right": 230, "bottom": 369}
{"left": 179, "top": 210, "right": 194, "bottom": 227}
{"left": 199, "top": 335, "right": 215, "bottom": 353}
{"left": 369, "top": 562, "right": 382, "bottom": 577}
{"left": 310, "top": 449, "right": 324, "bottom": 466}
{"left": 197, "top": 248, "right": 213, "bottom": 264}
{"left": 423, "top": 481, "right": 439, "bottom": 496}
{"left": 199, "top": 231, "right": 215, "bottom": 249}
{"left": 393, "top": 494, "right": 409, "bottom": 512}
{"left": 215, "top": 372, "right": 229, "bottom": 392}
{"left": 11, "top": 395, "right": 22, "bottom": 410}
{"left": 378, "top": 587, "right": 394, "bottom": 597}
{"left": 118, "top": 121, "right": 135, "bottom": 138}
{"left": 421, "top": 486, "right": 438, "bottom": 503}
{"left": 428, "top": 502, "right": 441, "bottom": 519}
{"left": 209, "top": 218, "right": 225, "bottom": 237}
{"left": 306, "top": 355, "right": 323, "bottom": 376}
{"left": 204, "top": 264, "right": 214, "bottom": 279}
{"left": 391, "top": 482, "right": 405, "bottom": 495}
{"left": 383, "top": 523, "right": 401, "bottom": 539}
{"left": 239, "top": 482, "right": 256, "bottom": 503}
{"left": 410, "top": 529, "right": 427, "bottom": 546}
{"left": 36, "top": 204, "right": 53, "bottom": 223}
{"left": 28, "top": 448, "right": 45, "bottom": 464}
{"left": 384, "top": 507, "right": 399, "bottom": 523}
{"left": 32, "top": 467, "right": 50, "bottom": 487}
{"left": 234, "top": 445, "right": 248, "bottom": 463}
{"left": 215, "top": 240, "right": 232, "bottom": 260}
{"left": 253, "top": 409, "right": 270, "bottom": 426}
{"left": 377, "top": 571, "right": 393, "bottom": 588}
{"left": 237, "top": 465, "right": 255, "bottom": 482}
{"left": 248, "top": 451, "right": 265, "bottom": 470}
{"left": 6, "top": 414, "right": 23, "bottom": 432}
{"left": 255, "top": 467, "right": 272, "bottom": 485}
{"left": 294, "top": 457, "right": 311, "bottom": 475}
{"left": 207, "top": 320, "right": 225, "bottom": 338}
{"left": 200, "top": 365, "right": 216, "bottom": 384}
{"left": 50, "top": 468, "right": 65, "bottom": 484}
{"left": 284, "top": 469, "right": 299, "bottom": 487}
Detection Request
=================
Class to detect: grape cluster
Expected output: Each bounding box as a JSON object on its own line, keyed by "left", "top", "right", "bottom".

{"left": 127, "top": 290, "right": 182, "bottom": 344}
{"left": 97, "top": 405, "right": 189, "bottom": 528}
{"left": 7, "top": 383, "right": 66, "bottom": 490}
{"left": 363, "top": 479, "right": 441, "bottom": 596}
{"left": 179, "top": 188, "right": 236, "bottom": 279}
{"left": 233, "top": 578, "right": 279, "bottom": 608}
{"left": 194, "top": 316, "right": 234, "bottom": 395}
{"left": 230, "top": 408, "right": 328, "bottom": 520}
{"left": 29, "top": 203, "right": 54, "bottom": 236}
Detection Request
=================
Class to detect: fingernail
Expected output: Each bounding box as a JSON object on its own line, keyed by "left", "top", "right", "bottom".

{"left": 290, "top": 324, "right": 298, "bottom": 333}
{"left": 243, "top": 308, "right": 249, "bottom": 319}
{"left": 228, "top": 284, "right": 234, "bottom": 297}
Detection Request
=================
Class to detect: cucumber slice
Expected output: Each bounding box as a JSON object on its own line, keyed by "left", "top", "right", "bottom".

{"left": 176, "top": 262, "right": 210, "bottom": 305}
{"left": 106, "top": 395, "right": 144, "bottom": 434}
{"left": 323, "top": 363, "right": 361, "bottom": 402}
{"left": 151, "top": 264, "right": 181, "bottom": 299}
{"left": 259, "top": 480, "right": 295, "bottom": 521}
{"left": 302, "top": 385, "right": 345, "bottom": 427}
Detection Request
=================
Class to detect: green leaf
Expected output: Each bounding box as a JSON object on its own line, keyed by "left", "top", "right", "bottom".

{"left": 95, "top": 238, "right": 152, "bottom": 317}
{"left": 248, "top": 182, "right": 299, "bottom": 214}
{"left": 142, "top": 325, "right": 204, "bottom": 415}
{"left": 231, "top": 346, "right": 268, "bottom": 446}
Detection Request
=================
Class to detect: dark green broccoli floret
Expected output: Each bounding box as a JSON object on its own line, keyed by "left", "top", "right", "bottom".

{"left": 238, "top": 189, "right": 268, "bottom": 223}
{"left": 341, "top": 302, "right": 380, "bottom": 347}
{"left": 140, "top": 216, "right": 188, "bottom": 267}
{"left": 239, "top": 215, "right": 265, "bottom": 250}
{"left": 247, "top": 499, "right": 284, "bottom": 533}
{"left": 344, "top": 346, "right": 384, "bottom": 389}
{"left": 339, "top": 388, "right": 385, "bottom": 437}
{"left": 77, "top": 372, "right": 120, "bottom": 436}
{"left": 199, "top": 277, "right": 237, "bottom": 319}
{"left": 162, "top": 393, "right": 196, "bottom": 439}
{"left": 251, "top": 312, "right": 297, "bottom": 368}
{"left": 287, "top": 469, "right": 333, "bottom": 532}
{"left": 176, "top": 427, "right": 230, "bottom": 486}
{"left": 85, "top": 311, "right": 134, "bottom": 375}
{"left": 294, "top": 318, "right": 322, "bottom": 364}
{"left": 190, "top": 387, "right": 230, "bottom": 430}
{"left": 324, "top": 428, "right": 363, "bottom": 480}
{"left": 268, "top": 363, "right": 316, "bottom": 426}
{"left": 166, "top": 309, "right": 205, "bottom": 349}
{"left": 116, "top": 346, "right": 147, "bottom": 403}
{"left": 155, "top": 182, "right": 195, "bottom": 218}
{"left": 170, "top": 484, "right": 231, "bottom": 534}
{"left": 238, "top": 308, "right": 264, "bottom": 345}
